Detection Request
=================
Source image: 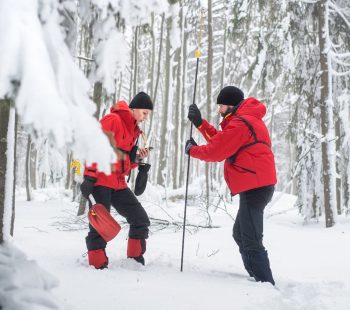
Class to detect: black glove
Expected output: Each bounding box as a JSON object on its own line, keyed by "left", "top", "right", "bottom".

{"left": 80, "top": 176, "right": 97, "bottom": 199}
{"left": 188, "top": 104, "right": 202, "bottom": 127}
{"left": 134, "top": 163, "right": 151, "bottom": 196}
{"left": 185, "top": 137, "right": 197, "bottom": 155}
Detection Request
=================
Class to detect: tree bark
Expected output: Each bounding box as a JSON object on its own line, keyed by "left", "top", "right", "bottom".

{"left": 179, "top": 15, "right": 188, "bottom": 187}
{"left": 148, "top": 14, "right": 165, "bottom": 157}
{"left": 318, "top": 0, "right": 335, "bottom": 227}
{"left": 30, "top": 144, "right": 37, "bottom": 190}
{"left": 65, "top": 152, "right": 73, "bottom": 190}
{"left": 206, "top": 0, "right": 213, "bottom": 209}
{"left": 152, "top": 13, "right": 165, "bottom": 105}
{"left": 132, "top": 26, "right": 139, "bottom": 98}
{"left": 77, "top": 197, "right": 88, "bottom": 216}
{"left": 149, "top": 13, "right": 156, "bottom": 100}
{"left": 10, "top": 113, "right": 18, "bottom": 236}
{"left": 172, "top": 3, "right": 184, "bottom": 188}
{"left": 157, "top": 16, "right": 172, "bottom": 186}
{"left": 93, "top": 81, "right": 103, "bottom": 120}
{"left": 0, "top": 100, "right": 16, "bottom": 243}
{"left": 25, "top": 134, "right": 32, "bottom": 201}
{"left": 335, "top": 114, "right": 341, "bottom": 214}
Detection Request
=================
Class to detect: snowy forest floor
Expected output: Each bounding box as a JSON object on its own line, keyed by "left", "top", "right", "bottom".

{"left": 12, "top": 188, "right": 350, "bottom": 310}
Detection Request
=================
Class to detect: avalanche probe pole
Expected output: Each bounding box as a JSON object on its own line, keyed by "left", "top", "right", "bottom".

{"left": 180, "top": 13, "right": 203, "bottom": 272}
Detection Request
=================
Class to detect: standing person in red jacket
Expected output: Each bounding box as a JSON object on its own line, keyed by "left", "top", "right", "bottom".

{"left": 186, "top": 86, "right": 277, "bottom": 285}
{"left": 80, "top": 92, "right": 153, "bottom": 269}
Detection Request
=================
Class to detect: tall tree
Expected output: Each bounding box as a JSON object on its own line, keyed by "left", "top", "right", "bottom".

{"left": 0, "top": 99, "right": 16, "bottom": 242}
{"left": 318, "top": 0, "right": 336, "bottom": 227}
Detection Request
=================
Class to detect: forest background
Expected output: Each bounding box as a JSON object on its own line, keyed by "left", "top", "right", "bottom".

{"left": 1, "top": 0, "right": 350, "bottom": 244}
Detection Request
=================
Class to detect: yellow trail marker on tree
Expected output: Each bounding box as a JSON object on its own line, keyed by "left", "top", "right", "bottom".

{"left": 70, "top": 159, "right": 82, "bottom": 176}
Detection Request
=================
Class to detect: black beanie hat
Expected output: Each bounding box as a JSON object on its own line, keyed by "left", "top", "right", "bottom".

{"left": 129, "top": 92, "right": 153, "bottom": 110}
{"left": 217, "top": 86, "right": 244, "bottom": 106}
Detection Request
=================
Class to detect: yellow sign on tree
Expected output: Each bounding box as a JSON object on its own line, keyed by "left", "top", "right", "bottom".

{"left": 70, "top": 160, "right": 81, "bottom": 176}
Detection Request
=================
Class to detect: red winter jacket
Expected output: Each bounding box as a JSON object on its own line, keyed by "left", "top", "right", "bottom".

{"left": 190, "top": 97, "right": 277, "bottom": 195}
{"left": 84, "top": 101, "right": 140, "bottom": 190}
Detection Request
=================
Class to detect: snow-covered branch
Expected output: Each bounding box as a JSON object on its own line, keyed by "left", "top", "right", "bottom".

{"left": 331, "top": 68, "right": 350, "bottom": 76}
{"left": 329, "top": 1, "right": 350, "bottom": 30}
{"left": 331, "top": 54, "right": 350, "bottom": 67}
{"left": 299, "top": 0, "right": 318, "bottom": 4}
{"left": 0, "top": 0, "right": 115, "bottom": 173}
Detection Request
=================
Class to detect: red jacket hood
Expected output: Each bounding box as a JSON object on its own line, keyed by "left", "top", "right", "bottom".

{"left": 110, "top": 100, "right": 138, "bottom": 127}
{"left": 235, "top": 97, "right": 266, "bottom": 119}
{"left": 110, "top": 100, "right": 132, "bottom": 113}
{"left": 220, "top": 97, "right": 266, "bottom": 128}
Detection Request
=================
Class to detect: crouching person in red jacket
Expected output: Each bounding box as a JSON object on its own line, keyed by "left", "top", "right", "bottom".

{"left": 186, "top": 86, "right": 277, "bottom": 285}
{"left": 80, "top": 92, "right": 153, "bottom": 269}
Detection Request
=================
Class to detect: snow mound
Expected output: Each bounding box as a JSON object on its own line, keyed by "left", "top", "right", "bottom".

{"left": 0, "top": 243, "right": 60, "bottom": 310}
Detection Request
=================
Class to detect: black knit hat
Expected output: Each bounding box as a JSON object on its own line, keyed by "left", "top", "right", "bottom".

{"left": 217, "top": 86, "right": 244, "bottom": 106}
{"left": 129, "top": 92, "right": 153, "bottom": 110}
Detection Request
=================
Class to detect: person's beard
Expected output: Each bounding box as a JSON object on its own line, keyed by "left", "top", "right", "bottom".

{"left": 220, "top": 106, "right": 236, "bottom": 118}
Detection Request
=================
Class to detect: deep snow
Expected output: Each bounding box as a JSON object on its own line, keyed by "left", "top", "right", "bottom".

{"left": 6, "top": 188, "right": 350, "bottom": 310}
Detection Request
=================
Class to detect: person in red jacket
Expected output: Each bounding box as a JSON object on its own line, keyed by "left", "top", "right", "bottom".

{"left": 80, "top": 92, "right": 153, "bottom": 269}
{"left": 186, "top": 86, "right": 277, "bottom": 285}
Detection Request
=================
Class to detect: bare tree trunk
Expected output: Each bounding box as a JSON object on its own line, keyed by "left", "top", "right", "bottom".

{"left": 179, "top": 16, "right": 188, "bottom": 187}
{"left": 30, "top": 144, "right": 37, "bottom": 190}
{"left": 173, "top": 48, "right": 181, "bottom": 188}
{"left": 133, "top": 26, "right": 139, "bottom": 97}
{"left": 148, "top": 13, "right": 156, "bottom": 100}
{"left": 172, "top": 3, "right": 184, "bottom": 188}
{"left": 129, "top": 31, "right": 135, "bottom": 103}
{"left": 25, "top": 134, "right": 32, "bottom": 201}
{"left": 335, "top": 115, "right": 341, "bottom": 214}
{"left": 318, "top": 0, "right": 335, "bottom": 227}
{"left": 206, "top": 0, "right": 213, "bottom": 209}
{"left": 65, "top": 152, "right": 73, "bottom": 190}
{"left": 93, "top": 81, "right": 103, "bottom": 120}
{"left": 41, "top": 172, "right": 46, "bottom": 188}
{"left": 0, "top": 100, "right": 16, "bottom": 243}
{"left": 220, "top": 1, "right": 228, "bottom": 91}
{"left": 152, "top": 13, "right": 165, "bottom": 105}
{"left": 77, "top": 197, "right": 88, "bottom": 216}
{"left": 10, "top": 113, "right": 18, "bottom": 236}
{"left": 157, "top": 16, "right": 172, "bottom": 186}
{"left": 148, "top": 13, "right": 165, "bottom": 156}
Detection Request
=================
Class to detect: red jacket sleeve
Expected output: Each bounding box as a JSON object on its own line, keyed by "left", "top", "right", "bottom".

{"left": 197, "top": 119, "right": 218, "bottom": 142}
{"left": 190, "top": 122, "right": 250, "bottom": 162}
{"left": 130, "top": 162, "right": 138, "bottom": 170}
{"left": 84, "top": 163, "right": 98, "bottom": 178}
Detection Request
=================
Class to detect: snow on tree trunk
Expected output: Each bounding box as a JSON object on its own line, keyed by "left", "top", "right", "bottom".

{"left": 0, "top": 100, "right": 15, "bottom": 243}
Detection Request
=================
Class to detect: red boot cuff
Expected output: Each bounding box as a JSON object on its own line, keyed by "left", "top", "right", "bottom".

{"left": 127, "top": 239, "right": 142, "bottom": 257}
{"left": 88, "top": 249, "right": 108, "bottom": 269}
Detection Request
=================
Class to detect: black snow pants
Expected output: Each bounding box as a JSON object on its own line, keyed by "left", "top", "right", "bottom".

{"left": 86, "top": 186, "right": 150, "bottom": 251}
{"left": 232, "top": 185, "right": 275, "bottom": 285}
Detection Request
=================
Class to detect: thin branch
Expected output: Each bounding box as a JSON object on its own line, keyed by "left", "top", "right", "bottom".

{"left": 149, "top": 216, "right": 220, "bottom": 229}
{"left": 299, "top": 0, "right": 318, "bottom": 3}
{"left": 331, "top": 53, "right": 350, "bottom": 66}
{"left": 75, "top": 55, "right": 94, "bottom": 62}
{"left": 332, "top": 68, "right": 350, "bottom": 76}
{"left": 329, "top": 1, "right": 350, "bottom": 30}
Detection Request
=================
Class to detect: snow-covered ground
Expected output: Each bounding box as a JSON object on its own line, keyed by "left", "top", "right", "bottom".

{"left": 8, "top": 188, "right": 350, "bottom": 310}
